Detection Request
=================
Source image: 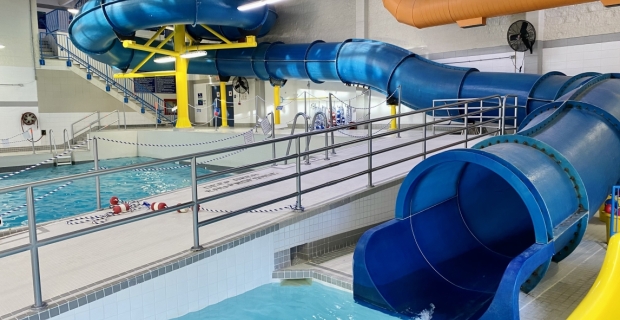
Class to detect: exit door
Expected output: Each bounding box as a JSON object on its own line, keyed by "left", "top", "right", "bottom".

{"left": 211, "top": 85, "right": 234, "bottom": 127}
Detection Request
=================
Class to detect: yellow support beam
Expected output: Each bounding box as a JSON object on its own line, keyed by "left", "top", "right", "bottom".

{"left": 220, "top": 82, "right": 228, "bottom": 127}
{"left": 114, "top": 71, "right": 176, "bottom": 79}
{"left": 145, "top": 26, "right": 167, "bottom": 47}
{"left": 130, "top": 31, "right": 175, "bottom": 74}
{"left": 122, "top": 40, "right": 180, "bottom": 57}
{"left": 174, "top": 25, "right": 192, "bottom": 129}
{"left": 187, "top": 36, "right": 257, "bottom": 51}
{"left": 200, "top": 25, "right": 232, "bottom": 44}
{"left": 274, "top": 85, "right": 281, "bottom": 125}
{"left": 390, "top": 105, "right": 397, "bottom": 130}
{"left": 185, "top": 32, "right": 198, "bottom": 46}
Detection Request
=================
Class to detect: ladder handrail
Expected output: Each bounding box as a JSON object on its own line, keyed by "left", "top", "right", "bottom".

{"left": 284, "top": 112, "right": 311, "bottom": 165}
{"left": 48, "top": 129, "right": 58, "bottom": 156}
{"left": 63, "top": 129, "right": 71, "bottom": 152}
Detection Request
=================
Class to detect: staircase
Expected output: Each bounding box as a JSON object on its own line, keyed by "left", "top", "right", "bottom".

{"left": 38, "top": 32, "right": 177, "bottom": 126}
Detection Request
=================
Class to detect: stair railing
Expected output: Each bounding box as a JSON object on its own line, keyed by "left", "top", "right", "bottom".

{"left": 39, "top": 32, "right": 176, "bottom": 125}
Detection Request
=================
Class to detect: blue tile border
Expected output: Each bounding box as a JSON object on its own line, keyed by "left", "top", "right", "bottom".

{"left": 272, "top": 269, "right": 353, "bottom": 291}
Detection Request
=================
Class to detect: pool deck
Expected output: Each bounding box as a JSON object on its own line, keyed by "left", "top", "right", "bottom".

{"left": 0, "top": 129, "right": 484, "bottom": 318}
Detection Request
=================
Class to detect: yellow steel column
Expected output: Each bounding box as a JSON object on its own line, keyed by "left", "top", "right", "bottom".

{"left": 274, "top": 85, "right": 281, "bottom": 125}
{"left": 390, "top": 105, "right": 397, "bottom": 130}
{"left": 174, "top": 25, "right": 192, "bottom": 129}
{"left": 220, "top": 82, "right": 228, "bottom": 127}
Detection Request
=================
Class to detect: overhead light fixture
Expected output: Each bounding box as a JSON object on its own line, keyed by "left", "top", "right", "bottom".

{"left": 67, "top": 8, "right": 79, "bottom": 14}
{"left": 0, "top": 45, "right": 5, "bottom": 49}
{"left": 238, "top": 0, "right": 284, "bottom": 11}
{"left": 154, "top": 56, "right": 176, "bottom": 63}
{"left": 180, "top": 51, "right": 207, "bottom": 59}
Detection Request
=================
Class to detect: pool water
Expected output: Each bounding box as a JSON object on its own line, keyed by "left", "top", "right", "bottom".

{"left": 0, "top": 157, "right": 214, "bottom": 229}
{"left": 175, "top": 282, "right": 432, "bottom": 320}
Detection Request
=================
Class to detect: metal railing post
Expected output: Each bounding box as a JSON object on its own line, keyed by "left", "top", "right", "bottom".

{"left": 271, "top": 112, "right": 276, "bottom": 165}
{"left": 93, "top": 138, "right": 101, "bottom": 210}
{"left": 26, "top": 186, "right": 47, "bottom": 310}
{"left": 368, "top": 113, "right": 374, "bottom": 188}
{"left": 479, "top": 100, "right": 484, "bottom": 134}
{"left": 49, "top": 129, "right": 53, "bottom": 154}
{"left": 465, "top": 103, "right": 469, "bottom": 148}
{"left": 30, "top": 129, "right": 36, "bottom": 155}
{"left": 514, "top": 97, "right": 518, "bottom": 133}
{"left": 329, "top": 94, "right": 336, "bottom": 155}
{"left": 304, "top": 92, "right": 308, "bottom": 118}
{"left": 324, "top": 129, "right": 330, "bottom": 161}
{"left": 97, "top": 111, "right": 101, "bottom": 130}
{"left": 432, "top": 108, "right": 436, "bottom": 135}
{"left": 397, "top": 86, "right": 402, "bottom": 138}
{"left": 117, "top": 110, "right": 121, "bottom": 130}
{"left": 500, "top": 97, "right": 506, "bottom": 136}
{"left": 255, "top": 96, "right": 259, "bottom": 133}
{"left": 304, "top": 116, "right": 311, "bottom": 165}
{"left": 65, "top": 35, "right": 71, "bottom": 63}
{"left": 294, "top": 137, "right": 303, "bottom": 211}
{"left": 190, "top": 157, "right": 203, "bottom": 251}
{"left": 423, "top": 114, "right": 428, "bottom": 159}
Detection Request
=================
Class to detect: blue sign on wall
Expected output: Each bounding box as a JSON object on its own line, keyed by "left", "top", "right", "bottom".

{"left": 134, "top": 76, "right": 176, "bottom": 94}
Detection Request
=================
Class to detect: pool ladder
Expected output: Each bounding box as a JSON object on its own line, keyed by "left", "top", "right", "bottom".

{"left": 50, "top": 129, "right": 74, "bottom": 166}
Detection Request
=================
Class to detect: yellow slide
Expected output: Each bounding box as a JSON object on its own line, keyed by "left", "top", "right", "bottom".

{"left": 568, "top": 234, "right": 620, "bottom": 319}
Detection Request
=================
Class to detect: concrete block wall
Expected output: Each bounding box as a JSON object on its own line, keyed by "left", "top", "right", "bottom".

{"left": 262, "top": 0, "right": 356, "bottom": 43}
{"left": 36, "top": 69, "right": 155, "bottom": 138}
{"left": 0, "top": 0, "right": 40, "bottom": 148}
{"left": 545, "top": 3, "right": 620, "bottom": 40}
{"left": 543, "top": 41, "right": 620, "bottom": 75}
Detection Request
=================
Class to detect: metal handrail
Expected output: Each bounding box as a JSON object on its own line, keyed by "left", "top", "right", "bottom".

{"left": 63, "top": 129, "right": 71, "bottom": 152}
{"left": 39, "top": 32, "right": 176, "bottom": 125}
{"left": 265, "top": 112, "right": 276, "bottom": 164}
{"left": 309, "top": 111, "right": 330, "bottom": 161}
{"left": 0, "top": 94, "right": 512, "bottom": 311}
{"left": 48, "top": 129, "right": 58, "bottom": 156}
{"left": 284, "top": 112, "right": 310, "bottom": 165}
{"left": 70, "top": 111, "right": 99, "bottom": 142}
{"left": 0, "top": 94, "right": 502, "bottom": 193}
{"left": 97, "top": 110, "right": 121, "bottom": 131}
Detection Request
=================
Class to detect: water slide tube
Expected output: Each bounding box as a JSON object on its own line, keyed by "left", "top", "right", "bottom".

{"left": 70, "top": 1, "right": 620, "bottom": 318}
{"left": 568, "top": 234, "right": 620, "bottom": 319}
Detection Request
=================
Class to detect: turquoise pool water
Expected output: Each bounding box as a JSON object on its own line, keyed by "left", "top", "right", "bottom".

{"left": 0, "top": 157, "right": 214, "bottom": 229}
{"left": 175, "top": 282, "right": 430, "bottom": 320}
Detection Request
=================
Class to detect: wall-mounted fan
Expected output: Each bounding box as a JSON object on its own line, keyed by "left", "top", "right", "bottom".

{"left": 507, "top": 20, "right": 536, "bottom": 54}
{"left": 232, "top": 76, "right": 250, "bottom": 94}
{"left": 21, "top": 112, "right": 38, "bottom": 126}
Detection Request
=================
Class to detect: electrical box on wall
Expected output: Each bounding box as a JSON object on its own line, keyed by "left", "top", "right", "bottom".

{"left": 41, "top": 130, "right": 47, "bottom": 136}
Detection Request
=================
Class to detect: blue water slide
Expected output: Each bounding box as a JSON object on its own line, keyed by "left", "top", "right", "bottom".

{"left": 70, "top": 2, "right": 620, "bottom": 318}
{"left": 354, "top": 74, "right": 620, "bottom": 319}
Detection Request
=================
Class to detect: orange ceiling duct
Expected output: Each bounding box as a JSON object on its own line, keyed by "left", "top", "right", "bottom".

{"left": 384, "top": 0, "right": 620, "bottom": 28}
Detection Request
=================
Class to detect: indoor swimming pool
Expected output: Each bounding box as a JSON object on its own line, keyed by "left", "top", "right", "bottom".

{"left": 0, "top": 157, "right": 214, "bottom": 228}
{"left": 175, "top": 282, "right": 432, "bottom": 320}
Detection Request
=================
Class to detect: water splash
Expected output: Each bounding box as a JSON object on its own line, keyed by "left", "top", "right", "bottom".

{"left": 412, "top": 304, "right": 435, "bottom": 320}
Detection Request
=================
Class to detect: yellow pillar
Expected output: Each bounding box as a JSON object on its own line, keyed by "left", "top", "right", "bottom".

{"left": 173, "top": 25, "right": 192, "bottom": 129}
{"left": 274, "top": 85, "right": 281, "bottom": 125}
{"left": 390, "top": 105, "right": 397, "bottom": 130}
{"left": 220, "top": 82, "right": 228, "bottom": 127}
